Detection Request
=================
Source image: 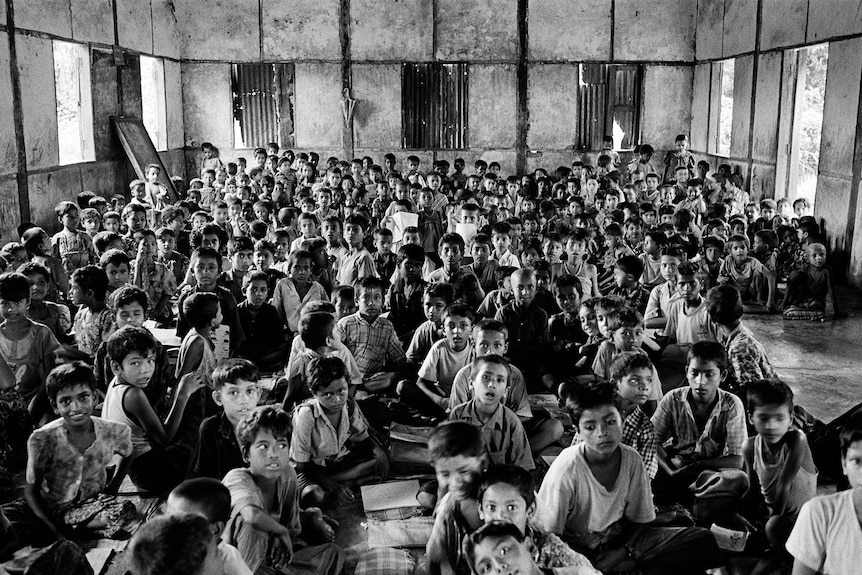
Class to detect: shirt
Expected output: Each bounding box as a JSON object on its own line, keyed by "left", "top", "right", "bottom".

{"left": 417, "top": 339, "right": 474, "bottom": 394}
{"left": 271, "top": 278, "right": 328, "bottom": 333}
{"left": 607, "top": 283, "right": 651, "bottom": 315}
{"left": 386, "top": 278, "right": 427, "bottom": 338}
{"left": 285, "top": 346, "right": 363, "bottom": 396}
{"left": 406, "top": 319, "right": 442, "bottom": 365}
{"left": 449, "top": 361, "right": 531, "bottom": 418}
{"left": 494, "top": 301, "right": 549, "bottom": 359}
{"left": 290, "top": 398, "right": 370, "bottom": 466}
{"left": 448, "top": 400, "right": 535, "bottom": 470}
{"left": 664, "top": 298, "right": 718, "bottom": 344}
{"left": 218, "top": 541, "right": 253, "bottom": 575}
{"left": 785, "top": 490, "right": 862, "bottom": 575}
{"left": 194, "top": 412, "right": 245, "bottom": 480}
{"left": 336, "top": 248, "right": 378, "bottom": 287}
{"left": 644, "top": 281, "right": 681, "bottom": 321}
{"left": 491, "top": 250, "right": 520, "bottom": 268}
{"left": 236, "top": 301, "right": 287, "bottom": 363}
{"left": 572, "top": 407, "right": 658, "bottom": 479}
{"left": 337, "top": 312, "right": 406, "bottom": 377}
{"left": 26, "top": 417, "right": 132, "bottom": 510}
{"left": 651, "top": 387, "right": 747, "bottom": 460}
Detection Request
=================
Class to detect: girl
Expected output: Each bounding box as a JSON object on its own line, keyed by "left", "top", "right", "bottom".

{"left": 0, "top": 243, "right": 29, "bottom": 276}
{"left": 18, "top": 262, "right": 70, "bottom": 340}
{"left": 272, "top": 250, "right": 328, "bottom": 335}
{"left": 133, "top": 230, "right": 176, "bottom": 325}
{"left": 519, "top": 239, "right": 542, "bottom": 270}
{"left": 175, "top": 292, "right": 221, "bottom": 389}
{"left": 543, "top": 233, "right": 564, "bottom": 265}
{"left": 58, "top": 266, "right": 114, "bottom": 361}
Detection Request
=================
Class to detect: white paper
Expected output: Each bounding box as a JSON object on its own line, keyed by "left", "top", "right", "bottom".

{"left": 455, "top": 223, "right": 478, "bottom": 248}
{"left": 361, "top": 480, "right": 421, "bottom": 512}
{"left": 710, "top": 523, "right": 748, "bottom": 552}
{"left": 386, "top": 212, "right": 419, "bottom": 244}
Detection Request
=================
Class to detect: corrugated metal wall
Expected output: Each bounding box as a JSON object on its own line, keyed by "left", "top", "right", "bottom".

{"left": 577, "top": 64, "right": 641, "bottom": 151}
{"left": 231, "top": 63, "right": 295, "bottom": 148}
{"left": 402, "top": 63, "right": 468, "bottom": 149}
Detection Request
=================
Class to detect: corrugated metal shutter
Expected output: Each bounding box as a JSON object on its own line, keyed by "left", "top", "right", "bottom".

{"left": 576, "top": 64, "right": 641, "bottom": 151}
{"left": 232, "top": 63, "right": 295, "bottom": 148}
{"left": 402, "top": 63, "right": 468, "bottom": 149}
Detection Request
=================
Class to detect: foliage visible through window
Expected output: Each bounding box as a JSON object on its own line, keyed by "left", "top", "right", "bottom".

{"left": 54, "top": 41, "right": 94, "bottom": 165}
{"left": 576, "top": 64, "right": 642, "bottom": 151}
{"left": 796, "top": 44, "right": 827, "bottom": 206}
{"left": 717, "top": 59, "right": 735, "bottom": 156}
{"left": 231, "top": 63, "right": 295, "bottom": 149}
{"left": 140, "top": 56, "right": 167, "bottom": 151}
{"left": 402, "top": 63, "right": 468, "bottom": 149}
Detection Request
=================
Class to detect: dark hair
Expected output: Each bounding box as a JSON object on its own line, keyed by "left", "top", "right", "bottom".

{"left": 169, "top": 477, "right": 232, "bottom": 524}
{"left": 308, "top": 355, "right": 351, "bottom": 393}
{"left": 300, "top": 311, "right": 337, "bottom": 350}
{"left": 71, "top": 265, "right": 109, "bottom": 301}
{"left": 727, "top": 233, "right": 750, "bottom": 249}
{"left": 609, "top": 351, "right": 654, "bottom": 381}
{"left": 463, "top": 521, "right": 527, "bottom": 571}
{"left": 707, "top": 284, "right": 743, "bottom": 326}
{"left": 331, "top": 285, "right": 354, "bottom": 305}
{"left": 840, "top": 418, "right": 862, "bottom": 458}
{"left": 443, "top": 301, "right": 475, "bottom": 324}
{"left": 356, "top": 276, "right": 386, "bottom": 295}
{"left": 344, "top": 213, "right": 369, "bottom": 232}
{"left": 191, "top": 247, "right": 223, "bottom": 271}
{"left": 562, "top": 381, "right": 618, "bottom": 428}
{"left": 112, "top": 285, "right": 149, "bottom": 313}
{"left": 676, "top": 260, "right": 700, "bottom": 278}
{"left": 615, "top": 255, "right": 643, "bottom": 279}
{"left": 478, "top": 464, "right": 536, "bottom": 510}
{"left": 107, "top": 325, "right": 156, "bottom": 365}
{"left": 212, "top": 358, "right": 260, "bottom": 390}
{"left": 438, "top": 232, "right": 465, "bottom": 252}
{"left": 236, "top": 406, "right": 292, "bottom": 458}
{"left": 425, "top": 282, "right": 455, "bottom": 304}
{"left": 552, "top": 274, "right": 583, "bottom": 298}
{"left": 17, "top": 261, "right": 51, "bottom": 284}
{"left": 128, "top": 514, "right": 213, "bottom": 575}
{"left": 746, "top": 378, "right": 793, "bottom": 414}
{"left": 183, "top": 292, "right": 220, "bottom": 330}
{"left": 46, "top": 361, "right": 97, "bottom": 404}
{"left": 429, "top": 421, "right": 484, "bottom": 460}
{"left": 99, "top": 248, "right": 131, "bottom": 269}
{"left": 687, "top": 340, "right": 729, "bottom": 371}
{"left": 397, "top": 243, "right": 425, "bottom": 264}
{"left": 231, "top": 236, "right": 254, "bottom": 254}
{"left": 472, "top": 354, "right": 510, "bottom": 377}
{"left": 242, "top": 270, "right": 268, "bottom": 289}
{"left": 475, "top": 318, "right": 508, "bottom": 340}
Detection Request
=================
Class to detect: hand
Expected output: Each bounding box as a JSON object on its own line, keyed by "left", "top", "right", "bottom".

{"left": 177, "top": 372, "right": 204, "bottom": 397}
{"left": 269, "top": 531, "right": 293, "bottom": 570}
{"left": 335, "top": 485, "right": 355, "bottom": 505}
{"left": 437, "top": 396, "right": 450, "bottom": 410}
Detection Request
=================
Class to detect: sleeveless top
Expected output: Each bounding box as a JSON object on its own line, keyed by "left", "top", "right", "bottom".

{"left": 102, "top": 380, "right": 151, "bottom": 458}
{"left": 176, "top": 330, "right": 217, "bottom": 388}
{"left": 754, "top": 434, "right": 816, "bottom": 516}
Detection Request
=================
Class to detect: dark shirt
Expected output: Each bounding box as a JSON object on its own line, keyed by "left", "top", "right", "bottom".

{"left": 176, "top": 285, "right": 245, "bottom": 353}
{"left": 373, "top": 251, "right": 398, "bottom": 283}
{"left": 495, "top": 300, "right": 549, "bottom": 366}
{"left": 235, "top": 301, "right": 286, "bottom": 362}
{"left": 193, "top": 412, "right": 245, "bottom": 480}
{"left": 218, "top": 269, "right": 246, "bottom": 304}
{"left": 386, "top": 278, "right": 427, "bottom": 338}
{"left": 607, "top": 283, "right": 651, "bottom": 315}
{"left": 263, "top": 268, "right": 286, "bottom": 300}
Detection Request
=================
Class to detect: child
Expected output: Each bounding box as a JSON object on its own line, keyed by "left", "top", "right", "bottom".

{"left": 743, "top": 379, "right": 816, "bottom": 552}
{"left": 386, "top": 243, "right": 427, "bottom": 342}
{"left": 21, "top": 227, "right": 69, "bottom": 301}
{"left": 537, "top": 383, "right": 722, "bottom": 574}
{"left": 57, "top": 266, "right": 114, "bottom": 363}
{"left": 218, "top": 236, "right": 254, "bottom": 303}
{"left": 222, "top": 406, "right": 344, "bottom": 574}
{"left": 331, "top": 284, "right": 356, "bottom": 319}
{"left": 272, "top": 250, "right": 327, "bottom": 336}
{"left": 663, "top": 133, "right": 696, "bottom": 182}
{"left": 463, "top": 521, "right": 565, "bottom": 575}
{"left": 783, "top": 242, "right": 841, "bottom": 317}
{"left": 560, "top": 229, "right": 600, "bottom": 299}
{"left": 494, "top": 268, "right": 549, "bottom": 388}
{"left": 156, "top": 227, "right": 190, "bottom": 292}
{"left": 165, "top": 478, "right": 254, "bottom": 575}
{"left": 428, "top": 233, "right": 485, "bottom": 309}
{"left": 291, "top": 357, "right": 388, "bottom": 506}
{"left": 102, "top": 326, "right": 204, "bottom": 492}
{"left": 476, "top": 466, "right": 600, "bottom": 574}
{"left": 133, "top": 229, "right": 175, "bottom": 325}
{"left": 699, "top": 236, "right": 725, "bottom": 290}
{"left": 51, "top": 201, "right": 96, "bottom": 279}
{"left": 337, "top": 214, "right": 378, "bottom": 286}
{"left": 448, "top": 356, "right": 535, "bottom": 470}
{"left": 372, "top": 227, "right": 397, "bottom": 280}
{"left": 639, "top": 229, "right": 667, "bottom": 288}
{"left": 194, "top": 359, "right": 262, "bottom": 481}
{"left": 121, "top": 203, "right": 149, "bottom": 258}
{"left": 548, "top": 274, "right": 588, "bottom": 376}
{"left": 607, "top": 255, "right": 650, "bottom": 314}
{"left": 598, "top": 223, "right": 634, "bottom": 292}
{"left": 406, "top": 282, "right": 453, "bottom": 365}
{"left": 476, "top": 265, "right": 516, "bottom": 319}
{"left": 176, "top": 292, "right": 221, "bottom": 389}
{"left": 235, "top": 271, "right": 289, "bottom": 372}
{"left": 786, "top": 419, "right": 862, "bottom": 574}
{"left": 18, "top": 262, "right": 70, "bottom": 340}
{"left": 319, "top": 215, "right": 348, "bottom": 277}
{"left": 291, "top": 212, "right": 323, "bottom": 252}
{"left": 644, "top": 245, "right": 684, "bottom": 330}
{"left": 128, "top": 514, "right": 222, "bottom": 575}
{"left": 100, "top": 248, "right": 133, "bottom": 305}
{"left": 338, "top": 276, "right": 407, "bottom": 392}
{"left": 399, "top": 302, "right": 476, "bottom": 420}
{"left": 490, "top": 221, "right": 520, "bottom": 268}
{"left": 1, "top": 363, "right": 135, "bottom": 548}
{"left": 251, "top": 239, "right": 286, "bottom": 299}
{"left": 718, "top": 234, "right": 776, "bottom": 311}
{"left": 426, "top": 422, "right": 488, "bottom": 575}
{"left": 663, "top": 261, "right": 718, "bottom": 345}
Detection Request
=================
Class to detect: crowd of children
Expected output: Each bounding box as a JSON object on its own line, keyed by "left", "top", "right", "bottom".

{"left": 0, "top": 137, "right": 854, "bottom": 574}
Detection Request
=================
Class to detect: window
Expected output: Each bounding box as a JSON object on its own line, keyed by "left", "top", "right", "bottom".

{"left": 716, "top": 59, "right": 735, "bottom": 156}
{"left": 402, "top": 63, "right": 468, "bottom": 149}
{"left": 231, "top": 63, "right": 295, "bottom": 149}
{"left": 140, "top": 56, "right": 167, "bottom": 151}
{"left": 53, "top": 41, "right": 94, "bottom": 165}
{"left": 576, "top": 64, "right": 642, "bottom": 151}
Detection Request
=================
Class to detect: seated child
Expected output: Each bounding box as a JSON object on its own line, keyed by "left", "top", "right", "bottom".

{"left": 494, "top": 268, "right": 549, "bottom": 389}
{"left": 251, "top": 239, "right": 286, "bottom": 300}
{"left": 236, "top": 271, "right": 289, "bottom": 372}
{"left": 639, "top": 230, "right": 667, "bottom": 288}
{"left": 428, "top": 233, "right": 485, "bottom": 310}
{"left": 156, "top": 226, "right": 190, "bottom": 294}
{"left": 194, "top": 359, "right": 261, "bottom": 480}
{"left": 166, "top": 478, "right": 253, "bottom": 575}
{"left": 372, "top": 227, "right": 397, "bottom": 280}
{"left": 700, "top": 236, "right": 726, "bottom": 290}
{"left": 406, "top": 282, "right": 453, "bottom": 365}
{"left": 718, "top": 234, "right": 776, "bottom": 311}
{"left": 536, "top": 383, "right": 723, "bottom": 574}
{"left": 132, "top": 229, "right": 175, "bottom": 325}
{"left": 743, "top": 379, "right": 816, "bottom": 553}
{"left": 52, "top": 201, "right": 96, "bottom": 279}
{"left": 21, "top": 226, "right": 69, "bottom": 301}
{"left": 331, "top": 284, "right": 357, "bottom": 319}
{"left": 128, "top": 514, "right": 222, "bottom": 575}
{"left": 463, "top": 520, "right": 573, "bottom": 575}
{"left": 463, "top": 233, "right": 499, "bottom": 295}
{"left": 1, "top": 363, "right": 135, "bottom": 550}
{"left": 782, "top": 242, "right": 842, "bottom": 317}
{"left": 476, "top": 466, "right": 600, "bottom": 574}
{"left": 218, "top": 236, "right": 254, "bottom": 304}
{"left": 398, "top": 302, "right": 476, "bottom": 420}
{"left": 559, "top": 229, "right": 600, "bottom": 298}
{"left": 786, "top": 418, "right": 862, "bottom": 575}
{"left": 476, "top": 265, "right": 516, "bottom": 319}
{"left": 448, "top": 356, "right": 535, "bottom": 470}
{"left": 386, "top": 243, "right": 428, "bottom": 343}
{"left": 337, "top": 214, "right": 378, "bottom": 286}
{"left": 176, "top": 292, "right": 221, "bottom": 390}
{"left": 272, "top": 250, "right": 328, "bottom": 336}
{"left": 607, "top": 254, "right": 651, "bottom": 314}
{"left": 291, "top": 357, "right": 389, "bottom": 507}
{"left": 663, "top": 260, "right": 719, "bottom": 346}
{"left": 644, "top": 245, "right": 684, "bottom": 331}
{"left": 102, "top": 326, "right": 205, "bottom": 492}
{"left": 222, "top": 406, "right": 344, "bottom": 574}
{"left": 58, "top": 266, "right": 114, "bottom": 362}
{"left": 18, "top": 263, "right": 70, "bottom": 340}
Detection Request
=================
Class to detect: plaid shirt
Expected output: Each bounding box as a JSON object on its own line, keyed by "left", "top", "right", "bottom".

{"left": 607, "top": 284, "right": 651, "bottom": 314}
{"left": 652, "top": 387, "right": 747, "bottom": 460}
{"left": 572, "top": 406, "right": 658, "bottom": 479}
{"left": 337, "top": 312, "right": 406, "bottom": 378}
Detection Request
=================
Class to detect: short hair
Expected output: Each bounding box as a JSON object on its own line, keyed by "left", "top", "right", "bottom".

{"left": 331, "top": 285, "right": 354, "bottom": 304}
{"left": 128, "top": 514, "right": 213, "bottom": 575}
{"left": 840, "top": 418, "right": 862, "bottom": 458}
{"left": 687, "top": 340, "right": 729, "bottom": 371}
{"left": 71, "top": 265, "right": 109, "bottom": 300}
{"left": 438, "top": 232, "right": 465, "bottom": 253}
{"left": 610, "top": 307, "right": 643, "bottom": 331}
{"left": 491, "top": 221, "right": 511, "bottom": 236}
{"left": 107, "top": 325, "right": 156, "bottom": 365}
{"left": 191, "top": 247, "right": 222, "bottom": 271}
{"left": 397, "top": 243, "right": 425, "bottom": 263}
{"left": 552, "top": 274, "right": 583, "bottom": 297}
{"left": 561, "top": 381, "right": 618, "bottom": 428}
{"left": 356, "top": 276, "right": 386, "bottom": 295}
{"left": 17, "top": 261, "right": 51, "bottom": 283}
{"left": 676, "top": 260, "right": 700, "bottom": 278}
{"left": 374, "top": 227, "right": 393, "bottom": 240}
{"left": 54, "top": 200, "right": 78, "bottom": 218}
{"left": 100, "top": 248, "right": 131, "bottom": 269}
{"left": 661, "top": 245, "right": 686, "bottom": 260}
{"left": 212, "top": 358, "right": 260, "bottom": 390}
{"left": 707, "top": 284, "right": 743, "bottom": 326}
{"left": 170, "top": 477, "right": 232, "bottom": 524}
{"left": 703, "top": 236, "right": 725, "bottom": 252}
{"left": 344, "top": 213, "right": 369, "bottom": 232}
{"left": 428, "top": 421, "right": 484, "bottom": 460}
{"left": 308, "top": 356, "right": 351, "bottom": 393}
{"left": 182, "top": 292, "right": 221, "bottom": 330}
{"left": 609, "top": 351, "right": 654, "bottom": 381}
{"left": 236, "top": 406, "right": 292, "bottom": 458}
{"left": 122, "top": 203, "right": 147, "bottom": 218}
{"left": 80, "top": 207, "right": 100, "bottom": 222}
{"left": 45, "top": 361, "right": 97, "bottom": 404}
{"left": 478, "top": 464, "right": 535, "bottom": 510}
{"left": 727, "top": 234, "right": 750, "bottom": 249}
{"left": 604, "top": 223, "right": 622, "bottom": 237}
{"left": 242, "top": 270, "right": 268, "bottom": 290}
{"left": 424, "top": 282, "right": 455, "bottom": 304}
{"left": 615, "top": 255, "right": 643, "bottom": 279}
{"left": 494, "top": 266, "right": 518, "bottom": 285}
{"left": 746, "top": 378, "right": 793, "bottom": 414}
{"left": 112, "top": 285, "right": 149, "bottom": 313}
{"left": 474, "top": 318, "right": 508, "bottom": 339}
{"left": 231, "top": 236, "right": 254, "bottom": 254}
{"left": 473, "top": 354, "right": 510, "bottom": 376}
{"left": 463, "top": 520, "right": 527, "bottom": 571}
{"left": 300, "top": 311, "right": 337, "bottom": 350}
{"left": 443, "top": 301, "right": 475, "bottom": 324}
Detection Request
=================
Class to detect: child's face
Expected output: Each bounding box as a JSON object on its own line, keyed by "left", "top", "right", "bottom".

{"left": 193, "top": 256, "right": 219, "bottom": 289}
{"left": 675, "top": 139, "right": 688, "bottom": 153}
{"left": 254, "top": 249, "right": 274, "bottom": 271}
{"left": 214, "top": 207, "right": 228, "bottom": 224}
{"left": 254, "top": 206, "right": 270, "bottom": 221}
{"left": 300, "top": 219, "right": 317, "bottom": 238}
{"left": 116, "top": 301, "right": 146, "bottom": 329}
{"left": 523, "top": 219, "right": 538, "bottom": 234}
{"left": 612, "top": 324, "right": 644, "bottom": 352}
{"left": 578, "top": 306, "right": 599, "bottom": 337}
{"left": 808, "top": 246, "right": 826, "bottom": 268}
{"left": 418, "top": 190, "right": 434, "bottom": 208}
{"left": 140, "top": 235, "right": 157, "bottom": 258}
{"left": 335, "top": 295, "right": 357, "bottom": 319}
{"left": 126, "top": 211, "right": 147, "bottom": 232}
{"left": 461, "top": 209, "right": 479, "bottom": 225}
{"left": 25, "top": 273, "right": 49, "bottom": 302}
{"left": 577, "top": 404, "right": 622, "bottom": 458}
{"left": 215, "top": 379, "right": 261, "bottom": 423}
{"left": 473, "top": 329, "right": 507, "bottom": 358}
{"left": 315, "top": 377, "right": 349, "bottom": 414}
{"left": 761, "top": 207, "right": 776, "bottom": 220}
{"left": 274, "top": 237, "right": 290, "bottom": 261}
{"left": 749, "top": 402, "right": 792, "bottom": 445}
{"left": 434, "top": 454, "right": 484, "bottom": 502}
{"left": 745, "top": 205, "right": 759, "bottom": 221}
{"left": 157, "top": 234, "right": 176, "bottom": 257}
{"left": 676, "top": 273, "right": 701, "bottom": 303}
{"left": 565, "top": 238, "right": 586, "bottom": 260}
{"left": 519, "top": 248, "right": 538, "bottom": 269}
{"left": 544, "top": 240, "right": 563, "bottom": 262}
{"left": 423, "top": 294, "right": 447, "bottom": 324}
{"left": 440, "top": 242, "right": 462, "bottom": 270}
{"left": 356, "top": 286, "right": 383, "bottom": 320}
{"left": 0, "top": 296, "right": 28, "bottom": 323}
{"left": 512, "top": 273, "right": 536, "bottom": 307}
{"left": 343, "top": 223, "right": 365, "bottom": 247}
{"left": 245, "top": 279, "right": 268, "bottom": 308}
{"left": 113, "top": 350, "right": 155, "bottom": 387}
{"left": 843, "top": 440, "right": 862, "bottom": 488}
{"left": 731, "top": 222, "right": 746, "bottom": 236}
{"left": 288, "top": 257, "right": 312, "bottom": 284}
{"left": 245, "top": 429, "right": 290, "bottom": 480}
{"left": 471, "top": 242, "right": 490, "bottom": 265}
{"left": 605, "top": 234, "right": 620, "bottom": 249}
{"left": 729, "top": 241, "right": 748, "bottom": 261}
{"left": 660, "top": 256, "right": 680, "bottom": 282}
{"left": 553, "top": 286, "right": 580, "bottom": 316}
{"left": 102, "top": 217, "right": 120, "bottom": 233}
{"left": 104, "top": 262, "right": 131, "bottom": 289}
{"left": 479, "top": 483, "right": 534, "bottom": 533}
{"left": 686, "top": 358, "right": 725, "bottom": 404}
{"left": 705, "top": 246, "right": 720, "bottom": 262}
{"left": 492, "top": 233, "right": 511, "bottom": 254}
{"left": 199, "top": 233, "right": 219, "bottom": 252}
{"left": 232, "top": 249, "right": 254, "bottom": 273}
{"left": 374, "top": 234, "right": 393, "bottom": 254}
{"left": 472, "top": 362, "right": 509, "bottom": 409}
{"left": 52, "top": 383, "right": 95, "bottom": 430}
{"left": 605, "top": 195, "right": 619, "bottom": 210}
{"left": 534, "top": 270, "right": 550, "bottom": 291}
{"left": 612, "top": 267, "right": 633, "bottom": 289}
{"left": 615, "top": 367, "right": 653, "bottom": 407}
{"left": 82, "top": 216, "right": 100, "bottom": 235}
{"left": 399, "top": 257, "right": 423, "bottom": 283}
{"left": 443, "top": 314, "right": 472, "bottom": 351}
{"left": 594, "top": 306, "right": 613, "bottom": 338}
{"left": 191, "top": 215, "right": 208, "bottom": 230}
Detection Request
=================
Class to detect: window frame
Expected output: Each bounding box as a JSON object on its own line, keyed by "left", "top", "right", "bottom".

{"left": 230, "top": 63, "right": 295, "bottom": 150}
{"left": 575, "top": 63, "right": 643, "bottom": 152}
{"left": 708, "top": 58, "right": 735, "bottom": 157}
{"left": 53, "top": 40, "right": 95, "bottom": 166}
{"left": 401, "top": 62, "right": 469, "bottom": 150}
{"left": 140, "top": 55, "right": 168, "bottom": 152}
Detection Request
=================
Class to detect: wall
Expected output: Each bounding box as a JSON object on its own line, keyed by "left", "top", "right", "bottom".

{"left": 690, "top": 0, "right": 862, "bottom": 284}
{"left": 0, "top": 0, "right": 185, "bottom": 239}
{"left": 176, "top": 0, "right": 696, "bottom": 178}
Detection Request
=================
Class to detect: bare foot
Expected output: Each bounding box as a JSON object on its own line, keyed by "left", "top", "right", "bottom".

{"left": 302, "top": 507, "right": 338, "bottom": 543}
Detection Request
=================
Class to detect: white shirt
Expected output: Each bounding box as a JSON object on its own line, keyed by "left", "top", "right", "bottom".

{"left": 786, "top": 490, "right": 862, "bottom": 575}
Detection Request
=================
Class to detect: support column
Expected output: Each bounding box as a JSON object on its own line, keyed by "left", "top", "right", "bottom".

{"left": 5, "top": 0, "right": 30, "bottom": 223}
{"left": 515, "top": 0, "right": 528, "bottom": 173}
{"left": 339, "top": 0, "right": 354, "bottom": 160}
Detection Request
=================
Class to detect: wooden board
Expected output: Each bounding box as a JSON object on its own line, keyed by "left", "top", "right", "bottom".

{"left": 110, "top": 116, "right": 178, "bottom": 199}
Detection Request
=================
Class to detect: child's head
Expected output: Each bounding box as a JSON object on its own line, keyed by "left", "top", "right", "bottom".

{"left": 807, "top": 242, "right": 827, "bottom": 269}
{"left": 609, "top": 307, "right": 644, "bottom": 352}
{"left": 463, "top": 521, "right": 540, "bottom": 575}
{"left": 675, "top": 261, "right": 702, "bottom": 303}
{"left": 191, "top": 247, "right": 222, "bottom": 290}
{"left": 331, "top": 285, "right": 357, "bottom": 319}
{"left": 423, "top": 283, "right": 454, "bottom": 325}
{"left": 100, "top": 249, "right": 131, "bottom": 289}
{"left": 236, "top": 406, "right": 292, "bottom": 479}
{"left": 129, "top": 514, "right": 220, "bottom": 575}
{"left": 510, "top": 268, "right": 536, "bottom": 307}
{"left": 71, "top": 265, "right": 109, "bottom": 305}
{"left": 442, "top": 302, "right": 475, "bottom": 352}
{"left": 166, "top": 477, "right": 232, "bottom": 535}
{"left": 286, "top": 249, "right": 313, "bottom": 284}
{"left": 613, "top": 255, "right": 643, "bottom": 288}
{"left": 727, "top": 234, "right": 751, "bottom": 261}
{"left": 107, "top": 326, "right": 157, "bottom": 387}
{"left": 307, "top": 356, "right": 350, "bottom": 413}
{"left": 438, "top": 232, "right": 465, "bottom": 271}
{"left": 397, "top": 243, "right": 425, "bottom": 283}
{"left": 0, "top": 273, "right": 30, "bottom": 323}
{"left": 122, "top": 203, "right": 148, "bottom": 233}
{"left": 0, "top": 242, "right": 28, "bottom": 270}
{"left": 703, "top": 236, "right": 725, "bottom": 262}
{"left": 660, "top": 245, "right": 684, "bottom": 282}
{"left": 610, "top": 351, "right": 654, "bottom": 408}
{"left": 17, "top": 262, "right": 51, "bottom": 302}
{"left": 593, "top": 295, "right": 624, "bottom": 338}
{"left": 840, "top": 419, "right": 862, "bottom": 488}
{"left": 45, "top": 362, "right": 97, "bottom": 428}
{"left": 471, "top": 355, "right": 511, "bottom": 410}
{"left": 551, "top": 274, "right": 582, "bottom": 317}
{"left": 112, "top": 285, "right": 148, "bottom": 329}
{"left": 343, "top": 213, "right": 369, "bottom": 247}
{"left": 373, "top": 227, "right": 394, "bottom": 255}
{"left": 685, "top": 341, "right": 728, "bottom": 403}
{"left": 429, "top": 421, "right": 487, "bottom": 501}
{"left": 562, "top": 382, "right": 622, "bottom": 456}
{"left": 578, "top": 298, "right": 600, "bottom": 338}
{"left": 355, "top": 276, "right": 385, "bottom": 320}
{"left": 55, "top": 200, "right": 80, "bottom": 230}
{"left": 253, "top": 239, "right": 276, "bottom": 271}
{"left": 746, "top": 379, "right": 794, "bottom": 444}
{"left": 706, "top": 284, "right": 743, "bottom": 328}
{"left": 212, "top": 358, "right": 261, "bottom": 424}
{"left": 299, "top": 310, "right": 339, "bottom": 351}
{"left": 241, "top": 270, "right": 268, "bottom": 309}
{"left": 183, "top": 292, "right": 222, "bottom": 332}
{"left": 491, "top": 222, "right": 512, "bottom": 254}
{"left": 477, "top": 465, "right": 536, "bottom": 533}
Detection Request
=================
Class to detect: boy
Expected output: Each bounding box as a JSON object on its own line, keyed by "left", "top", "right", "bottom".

{"left": 448, "top": 356, "right": 535, "bottom": 470}
{"left": 371, "top": 227, "right": 397, "bottom": 280}
{"left": 663, "top": 134, "right": 696, "bottom": 182}
{"left": 718, "top": 234, "right": 776, "bottom": 311}
{"left": 337, "top": 214, "right": 378, "bottom": 287}
{"left": 398, "top": 302, "right": 475, "bottom": 420}
{"left": 2, "top": 363, "right": 135, "bottom": 549}
{"left": 476, "top": 265, "right": 517, "bottom": 319}
{"left": 463, "top": 521, "right": 562, "bottom": 575}
{"left": 663, "top": 261, "right": 718, "bottom": 345}
{"left": 428, "top": 233, "right": 484, "bottom": 309}
{"left": 537, "top": 384, "right": 722, "bottom": 573}
{"left": 406, "top": 282, "right": 453, "bottom": 365}
{"left": 222, "top": 406, "right": 343, "bottom": 574}
{"left": 219, "top": 236, "right": 254, "bottom": 303}
{"left": 490, "top": 221, "right": 520, "bottom": 268}
{"left": 252, "top": 239, "right": 286, "bottom": 300}
{"left": 418, "top": 188, "right": 445, "bottom": 260}
{"left": 128, "top": 514, "right": 222, "bottom": 575}
{"left": 386, "top": 243, "right": 427, "bottom": 343}
{"left": 338, "top": 276, "right": 407, "bottom": 392}
{"left": 194, "top": 359, "right": 262, "bottom": 480}
{"left": 52, "top": 201, "right": 96, "bottom": 278}
{"left": 463, "top": 233, "right": 498, "bottom": 295}
{"left": 156, "top": 227, "right": 190, "bottom": 292}
{"left": 644, "top": 245, "right": 685, "bottom": 330}
{"left": 19, "top": 262, "right": 70, "bottom": 340}
{"left": 639, "top": 229, "right": 667, "bottom": 288}
{"left": 743, "top": 379, "right": 816, "bottom": 552}
{"left": 607, "top": 255, "right": 650, "bottom": 314}
{"left": 548, "top": 274, "right": 587, "bottom": 375}
{"left": 783, "top": 242, "right": 841, "bottom": 317}
{"left": 494, "top": 268, "right": 549, "bottom": 388}
{"left": 236, "top": 271, "right": 289, "bottom": 372}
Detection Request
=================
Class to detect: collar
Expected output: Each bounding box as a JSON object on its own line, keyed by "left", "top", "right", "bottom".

{"left": 218, "top": 412, "right": 238, "bottom": 440}
{"left": 469, "top": 399, "right": 504, "bottom": 430}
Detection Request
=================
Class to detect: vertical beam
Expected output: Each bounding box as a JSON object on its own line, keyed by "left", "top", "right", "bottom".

{"left": 5, "top": 0, "right": 30, "bottom": 223}
{"left": 515, "top": 0, "right": 528, "bottom": 173}
{"left": 745, "top": 0, "right": 764, "bottom": 193}
{"left": 845, "top": 57, "right": 862, "bottom": 263}
{"left": 339, "top": 0, "right": 353, "bottom": 159}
